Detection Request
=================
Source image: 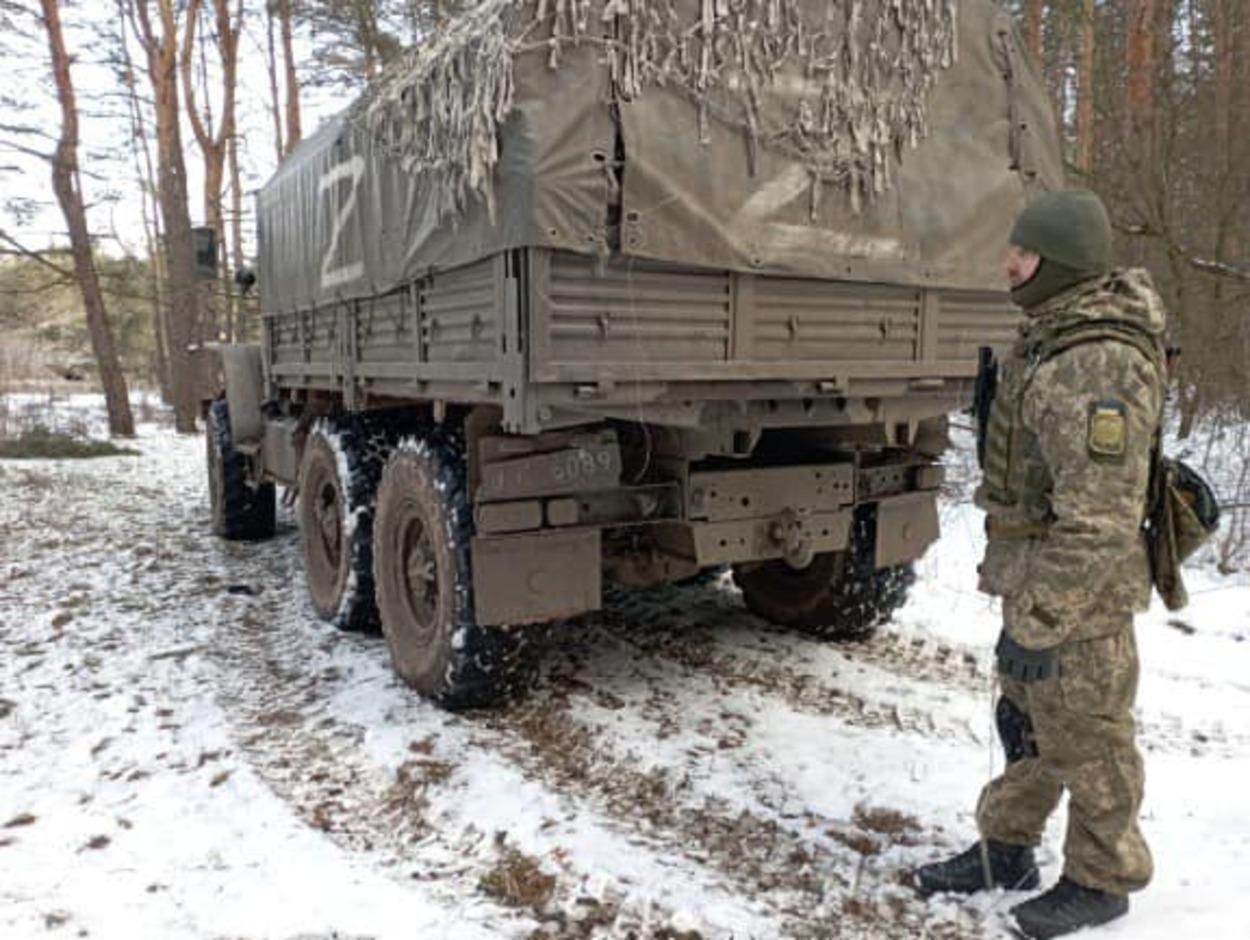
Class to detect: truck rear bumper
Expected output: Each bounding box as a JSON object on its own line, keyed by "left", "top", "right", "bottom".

{"left": 469, "top": 455, "right": 943, "bottom": 625}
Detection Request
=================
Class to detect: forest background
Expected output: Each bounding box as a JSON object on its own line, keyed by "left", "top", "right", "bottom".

{"left": 0, "top": 0, "right": 1246, "bottom": 441}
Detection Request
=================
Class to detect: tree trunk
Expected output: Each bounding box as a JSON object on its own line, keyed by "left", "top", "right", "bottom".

{"left": 1023, "top": 0, "right": 1043, "bottom": 64}
{"left": 1211, "top": 0, "right": 1243, "bottom": 266}
{"left": 1212, "top": 1, "right": 1233, "bottom": 182}
{"left": 40, "top": 0, "right": 135, "bottom": 438}
{"left": 265, "top": 1, "right": 284, "bottom": 161}
{"left": 139, "top": 146, "right": 171, "bottom": 396}
{"left": 228, "top": 125, "right": 245, "bottom": 342}
{"left": 1177, "top": 384, "right": 1201, "bottom": 440}
{"left": 118, "top": 0, "right": 172, "bottom": 399}
{"left": 149, "top": 248, "right": 171, "bottom": 395}
{"left": 181, "top": 0, "right": 242, "bottom": 345}
{"left": 277, "top": 0, "right": 301, "bottom": 154}
{"left": 1126, "top": 0, "right": 1156, "bottom": 154}
{"left": 1152, "top": 0, "right": 1176, "bottom": 184}
{"left": 1075, "top": 0, "right": 1096, "bottom": 175}
{"left": 134, "top": 0, "right": 202, "bottom": 433}
{"left": 363, "top": 1, "right": 381, "bottom": 81}
{"left": 1047, "top": 6, "right": 1072, "bottom": 144}
{"left": 1234, "top": 1, "right": 1250, "bottom": 268}
{"left": 1207, "top": 0, "right": 1235, "bottom": 342}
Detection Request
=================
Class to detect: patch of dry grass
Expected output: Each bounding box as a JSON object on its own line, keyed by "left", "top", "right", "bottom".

{"left": 828, "top": 827, "right": 881, "bottom": 856}
{"left": 852, "top": 803, "right": 921, "bottom": 838}
{"left": 0, "top": 426, "right": 138, "bottom": 459}
{"left": 479, "top": 846, "right": 557, "bottom": 910}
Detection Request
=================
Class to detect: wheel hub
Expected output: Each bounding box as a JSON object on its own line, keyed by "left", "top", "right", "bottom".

{"left": 314, "top": 483, "right": 341, "bottom": 566}
{"left": 400, "top": 514, "right": 439, "bottom": 635}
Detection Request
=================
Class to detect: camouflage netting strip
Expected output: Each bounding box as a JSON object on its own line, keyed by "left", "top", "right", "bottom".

{"left": 606, "top": 0, "right": 959, "bottom": 215}
{"left": 357, "top": 0, "right": 521, "bottom": 220}
{"left": 360, "top": 0, "right": 958, "bottom": 222}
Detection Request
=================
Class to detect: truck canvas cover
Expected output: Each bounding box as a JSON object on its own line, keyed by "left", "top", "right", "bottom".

{"left": 257, "top": 0, "right": 1061, "bottom": 316}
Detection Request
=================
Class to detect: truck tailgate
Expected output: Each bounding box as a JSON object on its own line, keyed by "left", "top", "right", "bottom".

{"left": 530, "top": 250, "right": 1018, "bottom": 386}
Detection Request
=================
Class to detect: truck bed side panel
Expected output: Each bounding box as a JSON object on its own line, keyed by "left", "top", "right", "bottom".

{"left": 530, "top": 249, "right": 1014, "bottom": 385}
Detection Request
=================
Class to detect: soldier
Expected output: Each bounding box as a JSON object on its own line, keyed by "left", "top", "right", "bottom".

{"left": 912, "top": 190, "right": 1167, "bottom": 939}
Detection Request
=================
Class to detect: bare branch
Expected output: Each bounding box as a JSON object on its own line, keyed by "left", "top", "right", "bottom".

{"left": 1, "top": 277, "right": 75, "bottom": 296}
{"left": 0, "top": 228, "right": 74, "bottom": 278}
{"left": 181, "top": 0, "right": 213, "bottom": 154}
{"left": 1189, "top": 258, "right": 1250, "bottom": 282}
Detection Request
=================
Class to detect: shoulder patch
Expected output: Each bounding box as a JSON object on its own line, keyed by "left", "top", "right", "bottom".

{"left": 1088, "top": 399, "right": 1128, "bottom": 460}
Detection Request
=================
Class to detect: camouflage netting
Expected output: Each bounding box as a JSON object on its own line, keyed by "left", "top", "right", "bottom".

{"left": 357, "top": 0, "right": 519, "bottom": 220}
{"left": 360, "top": 0, "right": 959, "bottom": 220}
{"left": 608, "top": 0, "right": 959, "bottom": 213}
{"left": 260, "top": 0, "right": 1062, "bottom": 314}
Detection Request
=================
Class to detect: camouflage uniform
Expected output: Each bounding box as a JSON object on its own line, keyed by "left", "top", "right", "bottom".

{"left": 973, "top": 267, "right": 1167, "bottom": 896}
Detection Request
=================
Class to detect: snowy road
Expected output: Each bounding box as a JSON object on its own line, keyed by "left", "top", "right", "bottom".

{"left": 1, "top": 422, "right": 1248, "bottom": 939}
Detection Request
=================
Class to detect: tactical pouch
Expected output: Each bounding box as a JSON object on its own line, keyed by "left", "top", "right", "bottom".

{"left": 1147, "top": 457, "right": 1221, "bottom": 611}
{"left": 996, "top": 696, "right": 1040, "bottom": 763}
{"left": 995, "top": 632, "right": 1058, "bottom": 683}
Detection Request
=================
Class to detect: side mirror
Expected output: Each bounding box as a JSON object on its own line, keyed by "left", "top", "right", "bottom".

{"left": 234, "top": 266, "right": 258, "bottom": 297}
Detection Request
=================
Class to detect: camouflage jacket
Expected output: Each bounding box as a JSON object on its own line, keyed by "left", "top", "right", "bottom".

{"left": 975, "top": 268, "right": 1167, "bottom": 648}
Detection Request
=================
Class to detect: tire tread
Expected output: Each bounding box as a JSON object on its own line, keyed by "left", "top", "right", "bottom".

{"left": 208, "top": 399, "right": 275, "bottom": 542}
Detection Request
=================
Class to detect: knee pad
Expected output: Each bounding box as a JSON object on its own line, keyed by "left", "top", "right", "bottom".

{"left": 996, "top": 696, "right": 1040, "bottom": 764}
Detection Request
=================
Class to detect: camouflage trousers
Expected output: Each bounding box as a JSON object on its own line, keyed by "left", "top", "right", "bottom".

{"left": 976, "top": 611, "right": 1153, "bottom": 895}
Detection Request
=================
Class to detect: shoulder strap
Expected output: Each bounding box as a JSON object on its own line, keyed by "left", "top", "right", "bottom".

{"left": 1022, "top": 318, "right": 1165, "bottom": 398}
{"left": 1035, "top": 318, "right": 1165, "bottom": 372}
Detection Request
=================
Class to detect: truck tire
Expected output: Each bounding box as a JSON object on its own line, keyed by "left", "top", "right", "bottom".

{"left": 372, "top": 432, "right": 544, "bottom": 710}
{"left": 297, "top": 420, "right": 386, "bottom": 633}
{"left": 732, "top": 553, "right": 915, "bottom": 641}
{"left": 676, "top": 565, "right": 729, "bottom": 589}
{"left": 206, "top": 398, "right": 275, "bottom": 542}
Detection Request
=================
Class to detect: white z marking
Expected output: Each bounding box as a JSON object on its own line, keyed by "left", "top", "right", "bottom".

{"left": 319, "top": 155, "right": 366, "bottom": 290}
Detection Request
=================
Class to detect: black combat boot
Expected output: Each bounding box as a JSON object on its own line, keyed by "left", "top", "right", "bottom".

{"left": 915, "top": 840, "right": 1040, "bottom": 900}
{"left": 1010, "top": 876, "right": 1129, "bottom": 939}
{"left": 912, "top": 839, "right": 1039, "bottom": 896}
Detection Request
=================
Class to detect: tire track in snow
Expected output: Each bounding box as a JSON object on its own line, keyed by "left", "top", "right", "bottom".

{"left": 117, "top": 440, "right": 786, "bottom": 936}
{"left": 203, "top": 532, "right": 522, "bottom": 910}
{"left": 485, "top": 684, "right": 993, "bottom": 940}
{"left": 592, "top": 583, "right": 1249, "bottom": 759}
{"left": 178, "top": 493, "right": 1231, "bottom": 939}
{"left": 199, "top": 526, "right": 976, "bottom": 937}
{"left": 202, "top": 531, "right": 762, "bottom": 938}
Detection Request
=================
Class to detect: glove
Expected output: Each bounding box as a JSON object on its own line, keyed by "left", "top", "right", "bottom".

{"left": 995, "top": 631, "right": 1058, "bottom": 682}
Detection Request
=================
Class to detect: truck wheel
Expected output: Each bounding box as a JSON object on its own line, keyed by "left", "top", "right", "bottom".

{"left": 297, "top": 420, "right": 385, "bottom": 633}
{"left": 206, "top": 398, "right": 275, "bottom": 541}
{"left": 732, "top": 553, "right": 915, "bottom": 641}
{"left": 373, "top": 433, "right": 543, "bottom": 710}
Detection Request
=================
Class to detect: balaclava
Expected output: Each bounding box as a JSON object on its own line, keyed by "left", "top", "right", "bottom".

{"left": 1009, "top": 189, "right": 1113, "bottom": 310}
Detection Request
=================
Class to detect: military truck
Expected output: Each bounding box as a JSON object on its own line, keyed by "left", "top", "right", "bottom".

{"left": 206, "top": 0, "right": 1061, "bottom": 708}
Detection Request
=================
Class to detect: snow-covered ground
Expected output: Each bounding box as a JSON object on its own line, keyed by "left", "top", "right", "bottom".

{"left": 1, "top": 400, "right": 1247, "bottom": 940}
